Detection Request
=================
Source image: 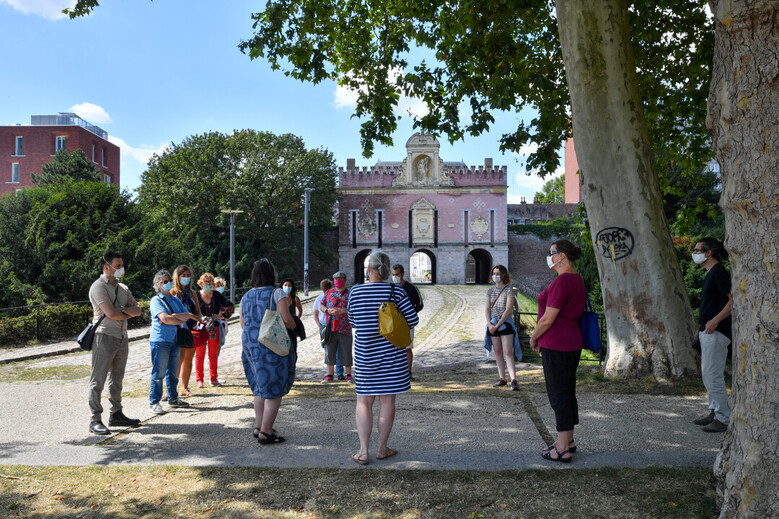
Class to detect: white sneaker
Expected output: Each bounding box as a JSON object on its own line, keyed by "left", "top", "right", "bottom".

{"left": 150, "top": 403, "right": 165, "bottom": 415}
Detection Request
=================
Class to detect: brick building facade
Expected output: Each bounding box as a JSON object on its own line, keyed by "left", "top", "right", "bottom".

{"left": 1, "top": 113, "right": 120, "bottom": 195}
{"left": 338, "top": 133, "right": 509, "bottom": 285}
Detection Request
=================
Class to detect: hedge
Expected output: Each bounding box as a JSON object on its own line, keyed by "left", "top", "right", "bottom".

{"left": 0, "top": 300, "right": 151, "bottom": 348}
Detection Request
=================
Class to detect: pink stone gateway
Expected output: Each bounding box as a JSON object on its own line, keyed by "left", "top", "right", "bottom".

{"left": 338, "top": 133, "right": 508, "bottom": 285}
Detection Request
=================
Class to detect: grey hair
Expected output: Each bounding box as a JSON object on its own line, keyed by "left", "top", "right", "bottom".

{"left": 367, "top": 250, "right": 392, "bottom": 281}
{"left": 153, "top": 269, "right": 172, "bottom": 293}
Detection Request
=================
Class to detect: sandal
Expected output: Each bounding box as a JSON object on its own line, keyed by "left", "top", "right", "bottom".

{"left": 376, "top": 448, "right": 397, "bottom": 460}
{"left": 253, "top": 427, "right": 278, "bottom": 439}
{"left": 541, "top": 446, "right": 572, "bottom": 463}
{"left": 257, "top": 430, "right": 286, "bottom": 445}
{"left": 180, "top": 388, "right": 192, "bottom": 397}
{"left": 351, "top": 452, "right": 369, "bottom": 465}
{"left": 569, "top": 440, "right": 577, "bottom": 453}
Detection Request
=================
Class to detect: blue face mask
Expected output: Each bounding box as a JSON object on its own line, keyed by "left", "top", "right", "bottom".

{"left": 216, "top": 286, "right": 225, "bottom": 294}
{"left": 283, "top": 285, "right": 293, "bottom": 294}
{"left": 162, "top": 281, "right": 174, "bottom": 292}
{"left": 203, "top": 285, "right": 214, "bottom": 293}
{"left": 180, "top": 277, "right": 191, "bottom": 286}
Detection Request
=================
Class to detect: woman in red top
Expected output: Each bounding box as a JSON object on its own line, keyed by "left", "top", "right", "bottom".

{"left": 530, "top": 239, "right": 586, "bottom": 463}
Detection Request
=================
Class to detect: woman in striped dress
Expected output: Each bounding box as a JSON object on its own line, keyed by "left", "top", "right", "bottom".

{"left": 347, "top": 250, "right": 419, "bottom": 464}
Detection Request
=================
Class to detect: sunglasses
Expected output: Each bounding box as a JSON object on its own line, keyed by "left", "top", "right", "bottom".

{"left": 548, "top": 250, "right": 562, "bottom": 256}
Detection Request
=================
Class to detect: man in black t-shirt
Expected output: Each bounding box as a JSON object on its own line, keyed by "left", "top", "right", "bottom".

{"left": 392, "top": 264, "right": 423, "bottom": 380}
{"left": 690, "top": 238, "right": 732, "bottom": 433}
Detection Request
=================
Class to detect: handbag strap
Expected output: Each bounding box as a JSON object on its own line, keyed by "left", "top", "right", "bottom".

{"left": 584, "top": 292, "right": 593, "bottom": 312}
{"left": 94, "top": 285, "right": 120, "bottom": 327}
{"left": 490, "top": 285, "right": 508, "bottom": 310}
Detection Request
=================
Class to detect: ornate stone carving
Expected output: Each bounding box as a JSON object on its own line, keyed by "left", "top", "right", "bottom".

{"left": 470, "top": 215, "right": 489, "bottom": 239}
{"left": 358, "top": 216, "right": 377, "bottom": 238}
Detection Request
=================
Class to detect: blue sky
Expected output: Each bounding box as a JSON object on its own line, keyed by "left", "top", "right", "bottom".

{"left": 0, "top": 0, "right": 563, "bottom": 202}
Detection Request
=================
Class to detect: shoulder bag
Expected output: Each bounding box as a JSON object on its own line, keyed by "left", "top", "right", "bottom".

{"left": 580, "top": 293, "right": 601, "bottom": 352}
{"left": 159, "top": 295, "right": 195, "bottom": 348}
{"left": 78, "top": 286, "right": 119, "bottom": 351}
{"left": 258, "top": 288, "right": 291, "bottom": 356}
{"left": 379, "top": 283, "right": 412, "bottom": 349}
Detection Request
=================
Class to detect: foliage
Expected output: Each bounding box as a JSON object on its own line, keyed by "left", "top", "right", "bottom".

{"left": 32, "top": 148, "right": 100, "bottom": 186}
{"left": 0, "top": 181, "right": 139, "bottom": 306}
{"left": 137, "top": 130, "right": 339, "bottom": 285}
{"left": 660, "top": 164, "right": 724, "bottom": 236}
{"left": 534, "top": 175, "right": 565, "bottom": 204}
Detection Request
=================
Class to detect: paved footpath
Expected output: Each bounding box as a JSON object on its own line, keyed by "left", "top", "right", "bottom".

{"left": 0, "top": 286, "right": 723, "bottom": 470}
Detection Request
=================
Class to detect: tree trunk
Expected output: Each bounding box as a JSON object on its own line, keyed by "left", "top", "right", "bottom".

{"left": 707, "top": 1, "right": 779, "bottom": 517}
{"left": 554, "top": 0, "right": 699, "bottom": 379}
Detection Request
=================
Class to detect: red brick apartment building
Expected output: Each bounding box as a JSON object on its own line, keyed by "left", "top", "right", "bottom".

{"left": 1, "top": 113, "right": 120, "bottom": 196}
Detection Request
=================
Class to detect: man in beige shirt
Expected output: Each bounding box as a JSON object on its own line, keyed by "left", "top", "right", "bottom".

{"left": 87, "top": 252, "right": 142, "bottom": 435}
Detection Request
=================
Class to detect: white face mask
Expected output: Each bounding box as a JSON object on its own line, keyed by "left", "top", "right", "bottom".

{"left": 112, "top": 267, "right": 125, "bottom": 280}
{"left": 392, "top": 275, "right": 401, "bottom": 284}
{"left": 692, "top": 253, "right": 707, "bottom": 264}
{"left": 547, "top": 256, "right": 561, "bottom": 269}
{"left": 492, "top": 274, "right": 501, "bottom": 284}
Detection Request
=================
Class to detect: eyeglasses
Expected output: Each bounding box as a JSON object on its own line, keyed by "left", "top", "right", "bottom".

{"left": 548, "top": 250, "right": 562, "bottom": 256}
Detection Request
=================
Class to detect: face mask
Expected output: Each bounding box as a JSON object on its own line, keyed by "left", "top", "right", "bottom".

{"left": 492, "top": 275, "right": 501, "bottom": 284}
{"left": 547, "top": 256, "right": 561, "bottom": 269}
{"left": 162, "top": 281, "right": 174, "bottom": 292}
{"left": 392, "top": 275, "right": 401, "bottom": 284}
{"left": 203, "top": 285, "right": 214, "bottom": 293}
{"left": 334, "top": 279, "right": 345, "bottom": 289}
{"left": 692, "top": 253, "right": 707, "bottom": 264}
{"left": 180, "top": 277, "right": 191, "bottom": 286}
{"left": 113, "top": 267, "right": 125, "bottom": 280}
{"left": 283, "top": 285, "right": 292, "bottom": 294}
{"left": 216, "top": 286, "right": 225, "bottom": 294}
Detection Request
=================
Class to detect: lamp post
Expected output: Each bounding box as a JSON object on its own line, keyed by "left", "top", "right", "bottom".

{"left": 303, "top": 188, "right": 315, "bottom": 296}
{"left": 221, "top": 209, "right": 244, "bottom": 304}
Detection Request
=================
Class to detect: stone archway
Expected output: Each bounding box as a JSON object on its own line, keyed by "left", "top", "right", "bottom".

{"left": 466, "top": 248, "right": 493, "bottom": 284}
{"left": 353, "top": 249, "right": 372, "bottom": 284}
{"left": 409, "top": 249, "right": 436, "bottom": 284}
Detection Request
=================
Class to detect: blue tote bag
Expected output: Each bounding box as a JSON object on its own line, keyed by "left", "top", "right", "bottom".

{"left": 581, "top": 293, "right": 601, "bottom": 352}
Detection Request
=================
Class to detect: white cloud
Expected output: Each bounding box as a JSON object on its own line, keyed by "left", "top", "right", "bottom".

{"left": 514, "top": 142, "right": 539, "bottom": 158}
{"left": 68, "top": 102, "right": 112, "bottom": 124}
{"left": 108, "top": 136, "right": 169, "bottom": 166}
{"left": 1, "top": 0, "right": 75, "bottom": 20}
{"left": 333, "top": 68, "right": 428, "bottom": 118}
{"left": 512, "top": 166, "right": 564, "bottom": 193}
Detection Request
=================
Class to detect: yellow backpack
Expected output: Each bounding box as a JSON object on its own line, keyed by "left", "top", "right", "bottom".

{"left": 378, "top": 284, "right": 411, "bottom": 349}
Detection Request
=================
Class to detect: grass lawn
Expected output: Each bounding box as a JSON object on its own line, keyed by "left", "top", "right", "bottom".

{"left": 0, "top": 465, "right": 717, "bottom": 518}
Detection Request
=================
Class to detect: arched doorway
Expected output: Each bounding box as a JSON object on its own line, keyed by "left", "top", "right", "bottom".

{"left": 409, "top": 249, "right": 436, "bottom": 284}
{"left": 353, "top": 249, "right": 371, "bottom": 284}
{"left": 466, "top": 248, "right": 492, "bottom": 284}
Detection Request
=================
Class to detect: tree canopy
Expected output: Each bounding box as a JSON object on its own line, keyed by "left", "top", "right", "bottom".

{"left": 534, "top": 176, "right": 565, "bottom": 204}
{"left": 32, "top": 148, "right": 100, "bottom": 186}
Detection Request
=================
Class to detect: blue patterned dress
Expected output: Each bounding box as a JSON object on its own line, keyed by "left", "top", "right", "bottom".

{"left": 241, "top": 286, "right": 296, "bottom": 399}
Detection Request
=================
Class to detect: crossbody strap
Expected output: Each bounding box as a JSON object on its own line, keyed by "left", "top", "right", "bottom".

{"left": 95, "top": 285, "right": 120, "bottom": 327}
{"left": 490, "top": 285, "right": 508, "bottom": 311}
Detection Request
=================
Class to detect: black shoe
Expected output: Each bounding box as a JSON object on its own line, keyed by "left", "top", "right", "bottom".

{"left": 493, "top": 378, "right": 507, "bottom": 387}
{"left": 89, "top": 421, "right": 111, "bottom": 435}
{"left": 337, "top": 375, "right": 346, "bottom": 381}
{"left": 510, "top": 379, "right": 519, "bottom": 391}
{"left": 693, "top": 410, "right": 715, "bottom": 426}
{"left": 702, "top": 418, "right": 727, "bottom": 433}
{"left": 108, "top": 411, "right": 141, "bottom": 427}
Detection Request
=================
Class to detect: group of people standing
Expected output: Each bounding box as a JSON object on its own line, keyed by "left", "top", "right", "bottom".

{"left": 87, "top": 235, "right": 732, "bottom": 465}
{"left": 86, "top": 255, "right": 233, "bottom": 435}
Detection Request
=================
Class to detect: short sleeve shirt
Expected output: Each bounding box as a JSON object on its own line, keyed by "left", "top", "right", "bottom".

{"left": 537, "top": 272, "right": 586, "bottom": 352}
{"left": 699, "top": 262, "right": 732, "bottom": 339}
{"left": 149, "top": 293, "right": 189, "bottom": 343}
{"left": 314, "top": 294, "right": 327, "bottom": 326}
{"left": 88, "top": 276, "right": 136, "bottom": 339}
{"left": 324, "top": 288, "right": 351, "bottom": 334}
{"left": 487, "top": 285, "right": 514, "bottom": 320}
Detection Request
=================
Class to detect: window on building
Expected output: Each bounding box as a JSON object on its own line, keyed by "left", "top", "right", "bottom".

{"left": 56, "top": 136, "right": 66, "bottom": 152}
{"left": 102, "top": 147, "right": 106, "bottom": 166}
{"left": 104, "top": 174, "right": 111, "bottom": 185}
{"left": 14, "top": 136, "right": 23, "bottom": 156}
{"left": 11, "top": 163, "right": 20, "bottom": 183}
{"left": 92, "top": 144, "right": 96, "bottom": 162}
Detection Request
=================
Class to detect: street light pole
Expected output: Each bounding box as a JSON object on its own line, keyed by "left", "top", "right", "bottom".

{"left": 303, "top": 188, "right": 315, "bottom": 296}
{"left": 221, "top": 209, "right": 244, "bottom": 304}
